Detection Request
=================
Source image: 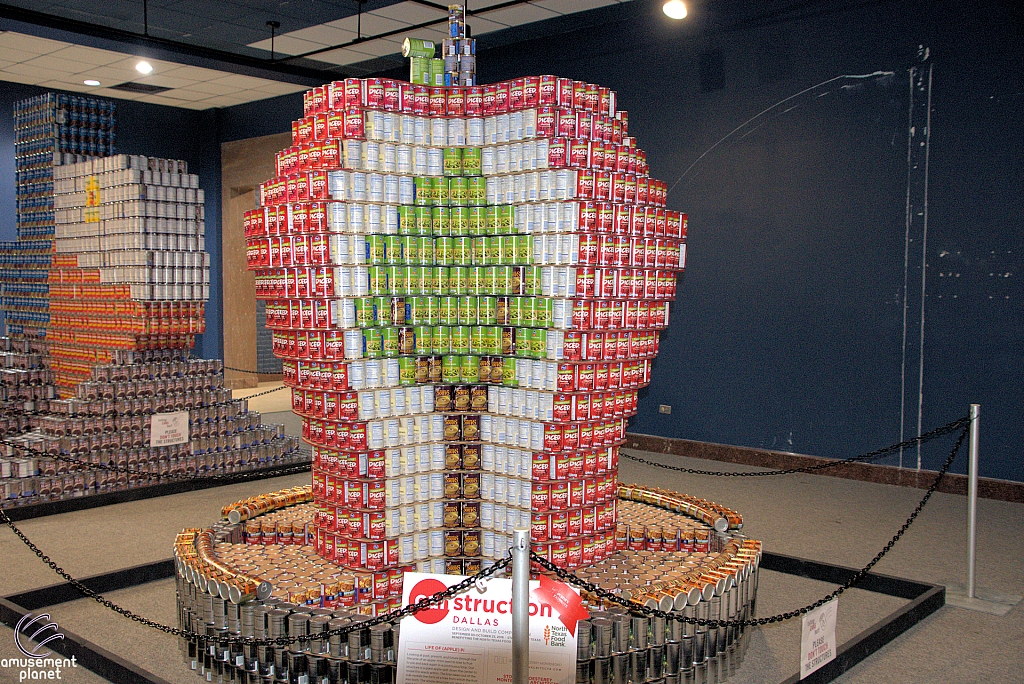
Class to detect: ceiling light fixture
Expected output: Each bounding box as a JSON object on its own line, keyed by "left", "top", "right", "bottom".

{"left": 83, "top": 79, "right": 101, "bottom": 86}
{"left": 663, "top": 0, "right": 687, "bottom": 19}
{"left": 135, "top": 60, "right": 154, "bottom": 74}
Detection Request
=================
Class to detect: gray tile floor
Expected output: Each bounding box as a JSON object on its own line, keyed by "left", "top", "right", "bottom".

{"left": 1, "top": 438, "right": 1020, "bottom": 684}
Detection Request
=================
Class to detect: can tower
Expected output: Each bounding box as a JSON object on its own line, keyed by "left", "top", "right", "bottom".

{"left": 245, "top": 8, "right": 686, "bottom": 598}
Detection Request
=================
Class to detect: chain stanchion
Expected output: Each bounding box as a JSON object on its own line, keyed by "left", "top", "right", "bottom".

{"left": 0, "top": 503, "right": 510, "bottom": 646}
{"left": 538, "top": 423, "right": 970, "bottom": 629}
{"left": 622, "top": 415, "right": 969, "bottom": 477}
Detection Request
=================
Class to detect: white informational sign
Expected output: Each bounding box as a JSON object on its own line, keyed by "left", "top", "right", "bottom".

{"left": 396, "top": 572, "right": 588, "bottom": 684}
{"left": 800, "top": 598, "right": 837, "bottom": 679}
{"left": 150, "top": 411, "right": 190, "bottom": 447}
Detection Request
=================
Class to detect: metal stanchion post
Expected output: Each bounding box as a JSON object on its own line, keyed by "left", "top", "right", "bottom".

{"left": 512, "top": 529, "right": 531, "bottom": 684}
{"left": 967, "top": 404, "right": 980, "bottom": 600}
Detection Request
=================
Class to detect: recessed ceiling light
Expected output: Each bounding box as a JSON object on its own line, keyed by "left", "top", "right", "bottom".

{"left": 663, "top": 0, "right": 687, "bottom": 19}
{"left": 135, "top": 60, "right": 154, "bottom": 74}
{"left": 83, "top": 79, "right": 101, "bottom": 86}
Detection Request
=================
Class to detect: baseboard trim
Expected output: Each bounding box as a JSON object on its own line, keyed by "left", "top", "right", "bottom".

{"left": 624, "top": 433, "right": 1024, "bottom": 503}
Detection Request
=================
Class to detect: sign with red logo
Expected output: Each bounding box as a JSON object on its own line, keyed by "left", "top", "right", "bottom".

{"left": 397, "top": 572, "right": 583, "bottom": 684}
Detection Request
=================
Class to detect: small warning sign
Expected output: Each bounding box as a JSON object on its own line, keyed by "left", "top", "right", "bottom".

{"left": 150, "top": 411, "right": 190, "bottom": 447}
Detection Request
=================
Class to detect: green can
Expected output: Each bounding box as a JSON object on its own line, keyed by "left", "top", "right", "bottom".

{"left": 433, "top": 326, "right": 449, "bottom": 354}
{"left": 470, "top": 326, "right": 486, "bottom": 354}
{"left": 435, "top": 237, "right": 454, "bottom": 265}
{"left": 471, "top": 237, "right": 486, "bottom": 265}
{"left": 457, "top": 296, "right": 476, "bottom": 325}
{"left": 398, "top": 357, "right": 416, "bottom": 385}
{"left": 414, "top": 177, "right": 430, "bottom": 206}
{"left": 535, "top": 298, "right": 553, "bottom": 327}
{"left": 434, "top": 266, "right": 450, "bottom": 294}
{"left": 515, "top": 328, "right": 531, "bottom": 357}
{"left": 496, "top": 236, "right": 514, "bottom": 265}
{"left": 462, "top": 147, "right": 482, "bottom": 176}
{"left": 485, "top": 206, "right": 500, "bottom": 234}
{"left": 502, "top": 358, "right": 517, "bottom": 386}
{"left": 396, "top": 266, "right": 413, "bottom": 295}
{"left": 406, "top": 296, "right": 424, "bottom": 324}
{"left": 424, "top": 295, "right": 439, "bottom": 324}
{"left": 487, "top": 237, "right": 503, "bottom": 266}
{"left": 522, "top": 298, "right": 536, "bottom": 327}
{"left": 532, "top": 329, "right": 547, "bottom": 359}
{"left": 381, "top": 327, "right": 400, "bottom": 357}
{"left": 418, "top": 267, "right": 434, "bottom": 293}
{"left": 414, "top": 207, "right": 433, "bottom": 235}
{"left": 408, "top": 266, "right": 424, "bottom": 294}
{"left": 450, "top": 266, "right": 468, "bottom": 293}
{"left": 468, "top": 177, "right": 486, "bottom": 206}
{"left": 468, "top": 207, "right": 487, "bottom": 235}
{"left": 515, "top": 236, "right": 532, "bottom": 265}
{"left": 414, "top": 325, "right": 432, "bottom": 354}
{"left": 453, "top": 238, "right": 471, "bottom": 265}
{"left": 442, "top": 147, "right": 462, "bottom": 176}
{"left": 364, "top": 328, "right": 383, "bottom": 358}
{"left": 398, "top": 206, "right": 416, "bottom": 234}
{"left": 399, "top": 237, "right": 415, "bottom": 264}
{"left": 435, "top": 177, "right": 450, "bottom": 206}
{"left": 508, "top": 297, "right": 523, "bottom": 327}
{"left": 477, "top": 294, "right": 497, "bottom": 325}
{"left": 439, "top": 296, "right": 459, "bottom": 324}
{"left": 451, "top": 206, "right": 469, "bottom": 235}
{"left": 432, "top": 206, "right": 450, "bottom": 236}
{"left": 451, "top": 326, "right": 470, "bottom": 354}
{"left": 524, "top": 266, "right": 542, "bottom": 296}
{"left": 417, "top": 237, "right": 434, "bottom": 265}
{"left": 482, "top": 267, "right": 498, "bottom": 296}
{"left": 373, "top": 297, "right": 392, "bottom": 326}
{"left": 494, "top": 266, "right": 512, "bottom": 295}
{"left": 449, "top": 177, "right": 468, "bottom": 206}
{"left": 441, "top": 355, "right": 461, "bottom": 383}
{"left": 353, "top": 297, "right": 374, "bottom": 327}
{"left": 485, "top": 326, "right": 501, "bottom": 355}
{"left": 368, "top": 235, "right": 386, "bottom": 264}
{"left": 460, "top": 355, "right": 479, "bottom": 384}
{"left": 468, "top": 267, "right": 486, "bottom": 295}
{"left": 496, "top": 206, "right": 513, "bottom": 234}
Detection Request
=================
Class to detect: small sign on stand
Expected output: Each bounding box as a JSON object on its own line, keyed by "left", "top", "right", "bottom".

{"left": 150, "top": 410, "right": 190, "bottom": 447}
{"left": 800, "top": 598, "right": 837, "bottom": 679}
{"left": 396, "top": 572, "right": 585, "bottom": 684}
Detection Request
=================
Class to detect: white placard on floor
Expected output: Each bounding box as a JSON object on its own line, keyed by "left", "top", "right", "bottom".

{"left": 800, "top": 598, "right": 838, "bottom": 679}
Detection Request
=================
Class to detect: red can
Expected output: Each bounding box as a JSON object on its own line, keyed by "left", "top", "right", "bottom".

{"left": 531, "top": 483, "right": 550, "bottom": 512}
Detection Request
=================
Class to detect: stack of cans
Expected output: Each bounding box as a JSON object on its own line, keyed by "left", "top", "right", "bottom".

{"left": 245, "top": 74, "right": 688, "bottom": 601}
{"left": 441, "top": 4, "right": 476, "bottom": 87}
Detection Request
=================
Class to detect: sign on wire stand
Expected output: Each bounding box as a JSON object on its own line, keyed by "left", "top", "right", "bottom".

{"left": 150, "top": 410, "right": 190, "bottom": 447}
{"left": 800, "top": 598, "right": 837, "bottom": 679}
{"left": 396, "top": 572, "right": 588, "bottom": 684}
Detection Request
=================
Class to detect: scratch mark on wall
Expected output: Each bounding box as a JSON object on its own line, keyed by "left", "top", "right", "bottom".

{"left": 668, "top": 70, "right": 896, "bottom": 197}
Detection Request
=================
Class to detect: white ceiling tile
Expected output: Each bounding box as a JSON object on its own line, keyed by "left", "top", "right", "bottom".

{"left": 462, "top": 16, "right": 511, "bottom": 33}
{"left": 287, "top": 24, "right": 358, "bottom": 47}
{"left": 466, "top": 0, "right": 514, "bottom": 9}
{"left": 0, "top": 70, "right": 45, "bottom": 86}
{"left": 396, "top": 25, "right": 454, "bottom": 44}
{"left": 345, "top": 37, "right": 404, "bottom": 58}
{"left": 17, "top": 54, "right": 78, "bottom": 70}
{"left": 0, "top": 46, "right": 31, "bottom": 63}
{"left": 207, "top": 73, "right": 275, "bottom": 89}
{"left": 252, "top": 81, "right": 308, "bottom": 96}
{"left": 309, "top": 47, "right": 382, "bottom": 66}
{"left": 174, "top": 80, "right": 234, "bottom": 95}
{"left": 368, "top": 2, "right": 448, "bottom": 26}
{"left": 46, "top": 45, "right": 127, "bottom": 66}
{"left": 325, "top": 13, "right": 410, "bottom": 37}
{"left": 477, "top": 3, "right": 561, "bottom": 26}
{"left": 1, "top": 62, "right": 69, "bottom": 81}
{"left": 133, "top": 73, "right": 200, "bottom": 88}
{"left": 0, "top": 32, "right": 63, "bottom": 55}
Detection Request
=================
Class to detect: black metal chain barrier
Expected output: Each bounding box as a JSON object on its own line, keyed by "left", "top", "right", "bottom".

{"left": 537, "top": 421, "right": 970, "bottom": 628}
{"left": 0, "top": 436, "right": 312, "bottom": 485}
{"left": 622, "top": 415, "right": 970, "bottom": 477}
{"left": 0, "top": 503, "right": 510, "bottom": 646}
{"left": 222, "top": 366, "right": 265, "bottom": 375}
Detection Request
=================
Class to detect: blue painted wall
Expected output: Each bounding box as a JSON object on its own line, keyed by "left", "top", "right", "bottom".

{"left": 0, "top": 0, "right": 1020, "bottom": 480}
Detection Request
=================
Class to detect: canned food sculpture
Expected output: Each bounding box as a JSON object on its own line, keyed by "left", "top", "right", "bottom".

{"left": 244, "top": 74, "right": 688, "bottom": 590}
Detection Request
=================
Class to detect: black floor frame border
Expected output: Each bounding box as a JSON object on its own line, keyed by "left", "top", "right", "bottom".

{"left": 1, "top": 553, "right": 945, "bottom": 684}
{"left": 1, "top": 463, "right": 311, "bottom": 522}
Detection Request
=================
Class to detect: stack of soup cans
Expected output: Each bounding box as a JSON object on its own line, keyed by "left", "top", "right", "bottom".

{"left": 47, "top": 154, "right": 209, "bottom": 393}
{"left": 245, "top": 75, "right": 687, "bottom": 597}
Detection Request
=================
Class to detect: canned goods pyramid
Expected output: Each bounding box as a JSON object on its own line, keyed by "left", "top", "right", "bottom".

{"left": 246, "top": 76, "right": 687, "bottom": 589}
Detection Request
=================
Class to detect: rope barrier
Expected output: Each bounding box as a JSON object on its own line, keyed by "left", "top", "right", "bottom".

{"left": 540, "top": 422, "right": 970, "bottom": 627}
{"left": 622, "top": 415, "right": 969, "bottom": 477}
